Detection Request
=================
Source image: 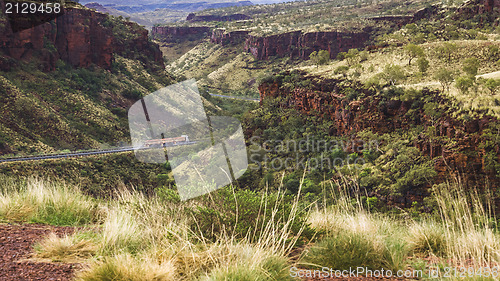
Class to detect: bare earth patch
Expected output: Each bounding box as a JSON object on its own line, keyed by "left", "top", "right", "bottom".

{"left": 0, "top": 223, "right": 80, "bottom": 281}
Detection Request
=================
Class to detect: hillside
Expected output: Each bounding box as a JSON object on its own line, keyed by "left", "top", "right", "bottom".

{"left": 82, "top": 0, "right": 254, "bottom": 28}
{"left": 0, "top": 3, "right": 171, "bottom": 155}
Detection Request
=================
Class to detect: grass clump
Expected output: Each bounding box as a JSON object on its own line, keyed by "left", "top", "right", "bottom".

{"left": 34, "top": 232, "right": 97, "bottom": 263}
{"left": 407, "top": 221, "right": 447, "bottom": 256}
{"left": 0, "top": 177, "right": 102, "bottom": 226}
{"left": 75, "top": 254, "right": 176, "bottom": 281}
{"left": 99, "top": 208, "right": 147, "bottom": 255}
{"left": 199, "top": 246, "right": 293, "bottom": 281}
{"left": 302, "top": 231, "right": 385, "bottom": 270}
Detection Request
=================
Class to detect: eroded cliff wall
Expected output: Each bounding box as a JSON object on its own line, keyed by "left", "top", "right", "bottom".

{"left": 244, "top": 30, "right": 371, "bottom": 60}
{"left": 0, "top": 7, "right": 164, "bottom": 71}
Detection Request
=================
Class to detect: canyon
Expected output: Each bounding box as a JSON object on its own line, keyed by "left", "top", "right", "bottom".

{"left": 257, "top": 75, "right": 500, "bottom": 204}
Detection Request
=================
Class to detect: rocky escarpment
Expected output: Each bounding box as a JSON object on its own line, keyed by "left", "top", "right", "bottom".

{"left": 454, "top": 0, "right": 500, "bottom": 25}
{"left": 0, "top": 6, "right": 164, "bottom": 72}
{"left": 187, "top": 13, "right": 251, "bottom": 22}
{"left": 210, "top": 29, "right": 250, "bottom": 46}
{"left": 367, "top": 5, "right": 441, "bottom": 27}
{"left": 245, "top": 30, "right": 371, "bottom": 60}
{"left": 258, "top": 75, "right": 500, "bottom": 191}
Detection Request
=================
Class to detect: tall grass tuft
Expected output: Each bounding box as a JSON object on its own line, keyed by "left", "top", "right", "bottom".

{"left": 0, "top": 177, "right": 102, "bottom": 225}
{"left": 433, "top": 180, "right": 500, "bottom": 267}
{"left": 75, "top": 254, "right": 176, "bottom": 281}
{"left": 34, "top": 232, "right": 97, "bottom": 263}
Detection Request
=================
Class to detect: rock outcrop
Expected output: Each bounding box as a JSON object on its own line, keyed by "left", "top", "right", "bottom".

{"left": 454, "top": 0, "right": 500, "bottom": 25}
{"left": 210, "top": 29, "right": 250, "bottom": 45}
{"left": 244, "top": 30, "right": 371, "bottom": 60}
{"left": 187, "top": 13, "right": 251, "bottom": 22}
{"left": 0, "top": 6, "right": 164, "bottom": 72}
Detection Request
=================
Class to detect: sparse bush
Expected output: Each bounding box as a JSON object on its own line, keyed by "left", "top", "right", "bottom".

{"left": 309, "top": 50, "right": 330, "bottom": 67}
{"left": 334, "top": 65, "right": 349, "bottom": 77}
{"left": 484, "top": 78, "right": 500, "bottom": 95}
{"left": 462, "top": 57, "right": 480, "bottom": 77}
{"left": 382, "top": 64, "right": 405, "bottom": 86}
{"left": 455, "top": 76, "right": 474, "bottom": 94}
{"left": 416, "top": 57, "right": 429, "bottom": 74}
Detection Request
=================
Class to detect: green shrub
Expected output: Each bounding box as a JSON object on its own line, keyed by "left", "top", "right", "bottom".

{"left": 190, "top": 187, "right": 310, "bottom": 242}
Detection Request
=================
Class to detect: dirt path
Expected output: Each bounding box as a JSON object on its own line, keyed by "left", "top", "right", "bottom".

{"left": 0, "top": 223, "right": 79, "bottom": 281}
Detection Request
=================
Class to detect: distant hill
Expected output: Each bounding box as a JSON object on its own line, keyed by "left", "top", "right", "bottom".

{"left": 83, "top": 0, "right": 253, "bottom": 27}
{"left": 81, "top": 0, "right": 253, "bottom": 13}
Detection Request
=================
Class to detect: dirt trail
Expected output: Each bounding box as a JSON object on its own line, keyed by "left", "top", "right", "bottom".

{"left": 0, "top": 223, "right": 79, "bottom": 281}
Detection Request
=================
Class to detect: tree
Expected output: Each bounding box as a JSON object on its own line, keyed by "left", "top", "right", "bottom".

{"left": 334, "top": 65, "right": 349, "bottom": 77}
{"left": 455, "top": 76, "right": 474, "bottom": 94}
{"left": 309, "top": 50, "right": 330, "bottom": 67}
{"left": 345, "top": 48, "right": 360, "bottom": 66}
{"left": 434, "top": 68, "right": 454, "bottom": 92}
{"left": 417, "top": 57, "right": 429, "bottom": 73}
{"left": 484, "top": 78, "right": 500, "bottom": 95}
{"left": 403, "top": 43, "right": 424, "bottom": 65}
{"left": 435, "top": 42, "right": 458, "bottom": 62}
{"left": 382, "top": 64, "right": 406, "bottom": 86}
{"left": 336, "top": 52, "right": 347, "bottom": 60}
{"left": 462, "top": 57, "right": 480, "bottom": 78}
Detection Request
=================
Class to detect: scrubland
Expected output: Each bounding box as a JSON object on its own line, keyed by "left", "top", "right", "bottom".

{"left": 1, "top": 176, "right": 499, "bottom": 280}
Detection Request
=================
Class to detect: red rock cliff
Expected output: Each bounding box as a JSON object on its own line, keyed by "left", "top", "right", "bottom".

{"left": 244, "top": 30, "right": 371, "bottom": 60}
{"left": 210, "top": 29, "right": 250, "bottom": 46}
{"left": 454, "top": 0, "right": 500, "bottom": 25}
{"left": 0, "top": 7, "right": 164, "bottom": 71}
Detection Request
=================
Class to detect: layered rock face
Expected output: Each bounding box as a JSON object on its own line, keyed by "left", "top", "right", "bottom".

{"left": 0, "top": 7, "right": 164, "bottom": 71}
{"left": 455, "top": 0, "right": 500, "bottom": 25}
{"left": 244, "top": 30, "right": 371, "bottom": 60}
{"left": 210, "top": 29, "right": 250, "bottom": 45}
{"left": 258, "top": 77, "right": 500, "bottom": 191}
{"left": 186, "top": 13, "right": 251, "bottom": 22}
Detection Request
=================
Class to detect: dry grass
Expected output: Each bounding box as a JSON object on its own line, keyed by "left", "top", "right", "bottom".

{"left": 4, "top": 175, "right": 499, "bottom": 279}
{"left": 2, "top": 177, "right": 303, "bottom": 280}
{"left": 75, "top": 254, "right": 176, "bottom": 281}
{"left": 0, "top": 177, "right": 102, "bottom": 225}
{"left": 34, "top": 232, "right": 97, "bottom": 263}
